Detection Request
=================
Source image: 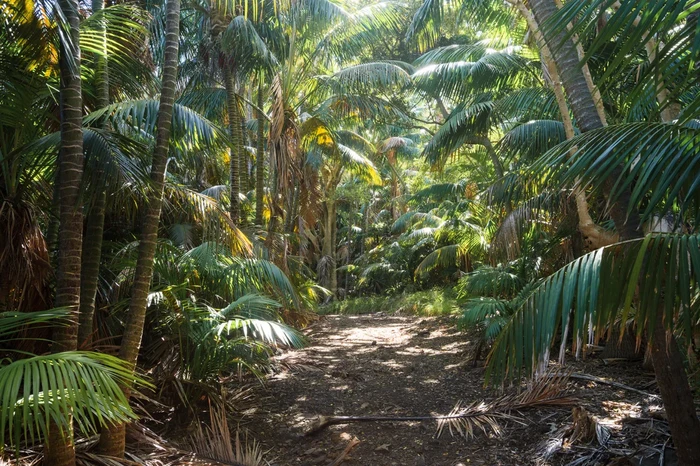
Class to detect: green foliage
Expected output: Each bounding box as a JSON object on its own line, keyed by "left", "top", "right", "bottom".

{"left": 487, "top": 234, "right": 700, "bottom": 383}
{"left": 0, "top": 352, "right": 143, "bottom": 449}
{"left": 320, "top": 289, "right": 459, "bottom": 317}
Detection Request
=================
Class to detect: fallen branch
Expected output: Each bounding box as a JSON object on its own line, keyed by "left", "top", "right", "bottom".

{"left": 307, "top": 371, "right": 576, "bottom": 437}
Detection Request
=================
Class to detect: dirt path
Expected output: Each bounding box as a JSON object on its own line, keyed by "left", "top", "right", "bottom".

{"left": 243, "top": 313, "right": 554, "bottom": 465}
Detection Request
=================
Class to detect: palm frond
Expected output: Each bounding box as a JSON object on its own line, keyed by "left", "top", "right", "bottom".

{"left": 533, "top": 122, "right": 700, "bottom": 224}
{"left": 0, "top": 352, "right": 146, "bottom": 448}
{"left": 487, "top": 233, "right": 700, "bottom": 383}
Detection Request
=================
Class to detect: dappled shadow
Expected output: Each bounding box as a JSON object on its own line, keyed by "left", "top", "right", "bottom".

{"left": 242, "top": 313, "right": 669, "bottom": 466}
{"left": 242, "top": 313, "right": 543, "bottom": 465}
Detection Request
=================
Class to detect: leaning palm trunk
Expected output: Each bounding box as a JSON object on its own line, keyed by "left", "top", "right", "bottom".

{"left": 78, "top": 0, "right": 109, "bottom": 348}
{"left": 98, "top": 0, "right": 181, "bottom": 457}
{"left": 527, "top": 0, "right": 700, "bottom": 463}
{"left": 45, "top": 0, "right": 84, "bottom": 463}
{"left": 514, "top": 0, "right": 617, "bottom": 249}
{"left": 255, "top": 76, "right": 265, "bottom": 225}
{"left": 225, "top": 67, "right": 242, "bottom": 224}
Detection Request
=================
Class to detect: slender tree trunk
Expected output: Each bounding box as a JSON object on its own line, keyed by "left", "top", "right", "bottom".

{"left": 527, "top": 1, "right": 700, "bottom": 462}
{"left": 239, "top": 82, "right": 249, "bottom": 196}
{"left": 330, "top": 200, "right": 338, "bottom": 294}
{"left": 46, "top": 0, "right": 84, "bottom": 463}
{"left": 322, "top": 199, "right": 337, "bottom": 296}
{"left": 79, "top": 0, "right": 109, "bottom": 348}
{"left": 478, "top": 137, "right": 504, "bottom": 178}
{"left": 650, "top": 314, "right": 700, "bottom": 465}
{"left": 97, "top": 0, "right": 181, "bottom": 456}
{"left": 78, "top": 190, "right": 105, "bottom": 347}
{"left": 225, "top": 67, "right": 242, "bottom": 224}
{"left": 255, "top": 76, "right": 265, "bottom": 225}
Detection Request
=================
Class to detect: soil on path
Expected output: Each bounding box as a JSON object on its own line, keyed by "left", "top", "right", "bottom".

{"left": 244, "top": 314, "right": 550, "bottom": 465}
{"left": 243, "top": 313, "right": 665, "bottom": 466}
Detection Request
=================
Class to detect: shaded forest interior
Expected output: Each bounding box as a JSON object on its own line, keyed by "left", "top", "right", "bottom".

{"left": 2, "top": 0, "right": 700, "bottom": 465}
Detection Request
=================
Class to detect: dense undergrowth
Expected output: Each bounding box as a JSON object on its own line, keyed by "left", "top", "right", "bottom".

{"left": 320, "top": 289, "right": 459, "bottom": 316}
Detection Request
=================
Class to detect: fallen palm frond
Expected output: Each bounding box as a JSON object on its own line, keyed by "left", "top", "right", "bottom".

{"left": 307, "top": 371, "right": 575, "bottom": 438}
{"left": 189, "top": 402, "right": 265, "bottom": 466}
{"left": 436, "top": 369, "right": 575, "bottom": 439}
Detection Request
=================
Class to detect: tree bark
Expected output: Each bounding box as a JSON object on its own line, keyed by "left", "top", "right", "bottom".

{"left": 78, "top": 189, "right": 106, "bottom": 347}
{"left": 46, "top": 0, "right": 84, "bottom": 463}
{"left": 79, "top": 0, "right": 109, "bottom": 348}
{"left": 650, "top": 314, "right": 700, "bottom": 465}
{"left": 528, "top": 0, "right": 640, "bottom": 240}
{"left": 322, "top": 199, "right": 338, "bottom": 296}
{"left": 515, "top": 0, "right": 617, "bottom": 249}
{"left": 255, "top": 76, "right": 265, "bottom": 225}
{"left": 478, "top": 137, "right": 504, "bottom": 178}
{"left": 239, "top": 82, "right": 249, "bottom": 197}
{"left": 97, "top": 0, "right": 181, "bottom": 456}
{"left": 225, "top": 67, "right": 242, "bottom": 224}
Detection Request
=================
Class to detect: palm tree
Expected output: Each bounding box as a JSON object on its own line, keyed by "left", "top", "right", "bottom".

{"left": 255, "top": 74, "right": 266, "bottom": 225}
{"left": 97, "top": 0, "right": 182, "bottom": 456}
{"left": 0, "top": 309, "right": 145, "bottom": 454}
{"left": 45, "top": 0, "right": 86, "bottom": 461}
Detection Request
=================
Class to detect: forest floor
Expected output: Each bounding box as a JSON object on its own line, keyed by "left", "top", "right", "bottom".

{"left": 242, "top": 312, "right": 675, "bottom": 466}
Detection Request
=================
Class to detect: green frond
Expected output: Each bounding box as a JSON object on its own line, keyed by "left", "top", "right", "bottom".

{"left": 392, "top": 211, "right": 443, "bottom": 234}
{"left": 415, "top": 244, "right": 462, "bottom": 276}
{"left": 493, "top": 88, "right": 561, "bottom": 124}
{"left": 499, "top": 120, "right": 567, "bottom": 164}
{"left": 0, "top": 309, "right": 70, "bottom": 340}
{"left": 405, "top": 0, "right": 444, "bottom": 52}
{"left": 337, "top": 144, "right": 382, "bottom": 186}
{"left": 413, "top": 48, "right": 534, "bottom": 99}
{"left": 412, "top": 181, "right": 473, "bottom": 202}
{"left": 85, "top": 99, "right": 230, "bottom": 151}
{"left": 325, "top": 62, "right": 412, "bottom": 93}
{"left": 533, "top": 122, "right": 700, "bottom": 224}
{"left": 422, "top": 99, "right": 495, "bottom": 167}
{"left": 0, "top": 352, "right": 147, "bottom": 448}
{"left": 214, "top": 316, "right": 304, "bottom": 349}
{"left": 221, "top": 15, "right": 279, "bottom": 74}
{"left": 315, "top": 2, "right": 405, "bottom": 61}
{"left": 547, "top": 0, "right": 699, "bottom": 114}
{"left": 486, "top": 233, "right": 700, "bottom": 384}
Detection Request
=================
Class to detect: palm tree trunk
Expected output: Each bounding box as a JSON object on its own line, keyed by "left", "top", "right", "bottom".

{"left": 239, "top": 83, "right": 249, "bottom": 196}
{"left": 528, "top": 0, "right": 640, "bottom": 240}
{"left": 97, "top": 0, "right": 181, "bottom": 457}
{"left": 528, "top": 1, "right": 700, "bottom": 462}
{"left": 78, "top": 0, "right": 109, "bottom": 348}
{"left": 322, "top": 199, "right": 337, "bottom": 296}
{"left": 477, "top": 137, "right": 504, "bottom": 178}
{"left": 515, "top": 0, "right": 617, "bottom": 249}
{"left": 78, "top": 190, "right": 106, "bottom": 347}
{"left": 650, "top": 312, "right": 700, "bottom": 465}
{"left": 255, "top": 76, "right": 265, "bottom": 225}
{"left": 45, "top": 0, "right": 84, "bottom": 463}
{"left": 225, "top": 67, "right": 242, "bottom": 224}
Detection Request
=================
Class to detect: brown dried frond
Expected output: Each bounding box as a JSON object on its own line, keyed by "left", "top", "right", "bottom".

{"left": 436, "top": 370, "right": 576, "bottom": 440}
{"left": 189, "top": 403, "right": 265, "bottom": 466}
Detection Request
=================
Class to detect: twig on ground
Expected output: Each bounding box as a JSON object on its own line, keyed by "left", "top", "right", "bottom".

{"left": 326, "top": 437, "right": 360, "bottom": 466}
{"left": 559, "top": 373, "right": 659, "bottom": 399}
